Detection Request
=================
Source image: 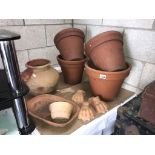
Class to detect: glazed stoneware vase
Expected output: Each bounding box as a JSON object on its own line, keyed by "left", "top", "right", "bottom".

{"left": 21, "top": 59, "right": 59, "bottom": 96}
{"left": 54, "top": 28, "right": 85, "bottom": 60}
{"left": 85, "top": 31, "right": 126, "bottom": 72}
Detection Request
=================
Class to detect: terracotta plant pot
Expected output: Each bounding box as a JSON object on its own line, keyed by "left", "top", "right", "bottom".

{"left": 49, "top": 101, "right": 73, "bottom": 123}
{"left": 85, "top": 61, "right": 131, "bottom": 101}
{"left": 54, "top": 28, "right": 85, "bottom": 60}
{"left": 21, "top": 59, "right": 59, "bottom": 96}
{"left": 85, "top": 31, "right": 126, "bottom": 71}
{"left": 57, "top": 55, "right": 86, "bottom": 85}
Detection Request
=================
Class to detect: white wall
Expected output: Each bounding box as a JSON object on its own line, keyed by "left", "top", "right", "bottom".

{"left": 73, "top": 19, "right": 155, "bottom": 91}
{"left": 0, "top": 19, "right": 154, "bottom": 91}
{"left": 0, "top": 19, "right": 72, "bottom": 71}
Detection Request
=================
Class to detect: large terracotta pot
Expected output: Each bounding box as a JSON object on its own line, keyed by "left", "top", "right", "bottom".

{"left": 54, "top": 28, "right": 85, "bottom": 60}
{"left": 57, "top": 55, "right": 86, "bottom": 85}
{"left": 85, "top": 31, "right": 126, "bottom": 71}
{"left": 21, "top": 59, "right": 59, "bottom": 96}
{"left": 85, "top": 61, "right": 131, "bottom": 101}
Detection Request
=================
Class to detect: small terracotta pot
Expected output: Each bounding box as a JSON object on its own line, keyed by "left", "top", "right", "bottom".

{"left": 85, "top": 31, "right": 126, "bottom": 71}
{"left": 57, "top": 55, "right": 86, "bottom": 85}
{"left": 54, "top": 28, "right": 85, "bottom": 60}
{"left": 21, "top": 59, "right": 59, "bottom": 96}
{"left": 85, "top": 61, "right": 131, "bottom": 101}
{"left": 49, "top": 101, "right": 73, "bottom": 123}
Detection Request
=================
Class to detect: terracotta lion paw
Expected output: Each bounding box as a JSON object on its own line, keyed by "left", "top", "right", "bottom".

{"left": 78, "top": 102, "right": 94, "bottom": 122}
{"left": 72, "top": 89, "right": 86, "bottom": 105}
{"left": 88, "top": 96, "right": 108, "bottom": 114}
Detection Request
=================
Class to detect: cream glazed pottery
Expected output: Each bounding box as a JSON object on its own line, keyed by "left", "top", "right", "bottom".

{"left": 49, "top": 101, "right": 73, "bottom": 123}
{"left": 21, "top": 59, "right": 59, "bottom": 96}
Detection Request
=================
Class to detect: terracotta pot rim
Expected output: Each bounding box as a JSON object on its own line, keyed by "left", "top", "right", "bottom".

{"left": 85, "top": 31, "right": 123, "bottom": 57}
{"left": 54, "top": 28, "right": 85, "bottom": 45}
{"left": 26, "top": 59, "right": 51, "bottom": 69}
{"left": 85, "top": 61, "right": 131, "bottom": 78}
{"left": 57, "top": 55, "right": 87, "bottom": 65}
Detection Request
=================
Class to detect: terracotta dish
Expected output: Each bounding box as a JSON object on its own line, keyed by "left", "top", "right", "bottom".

{"left": 26, "top": 94, "right": 80, "bottom": 127}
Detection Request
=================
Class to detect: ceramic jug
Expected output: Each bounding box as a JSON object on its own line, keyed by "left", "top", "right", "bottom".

{"left": 21, "top": 59, "right": 59, "bottom": 96}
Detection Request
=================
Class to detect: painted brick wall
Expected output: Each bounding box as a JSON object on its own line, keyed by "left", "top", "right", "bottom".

{"left": 73, "top": 19, "right": 155, "bottom": 91}
{"left": 0, "top": 19, "right": 72, "bottom": 71}
{"left": 0, "top": 19, "right": 154, "bottom": 92}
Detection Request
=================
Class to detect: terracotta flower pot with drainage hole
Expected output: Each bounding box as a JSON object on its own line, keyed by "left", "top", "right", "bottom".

{"left": 54, "top": 28, "right": 85, "bottom": 60}
{"left": 85, "top": 31, "right": 126, "bottom": 71}
{"left": 57, "top": 55, "right": 87, "bottom": 85}
{"left": 21, "top": 59, "right": 59, "bottom": 96}
{"left": 85, "top": 61, "right": 131, "bottom": 101}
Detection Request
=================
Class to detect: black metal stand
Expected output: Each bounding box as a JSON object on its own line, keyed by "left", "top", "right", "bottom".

{"left": 0, "top": 30, "right": 35, "bottom": 135}
{"left": 0, "top": 70, "right": 29, "bottom": 110}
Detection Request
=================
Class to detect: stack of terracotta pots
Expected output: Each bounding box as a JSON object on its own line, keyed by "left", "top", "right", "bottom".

{"left": 85, "top": 31, "right": 131, "bottom": 101}
{"left": 54, "top": 28, "right": 86, "bottom": 85}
